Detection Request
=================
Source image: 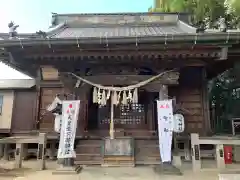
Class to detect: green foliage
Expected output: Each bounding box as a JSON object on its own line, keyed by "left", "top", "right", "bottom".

{"left": 226, "top": 0, "right": 240, "bottom": 16}
{"left": 150, "top": 0, "right": 238, "bottom": 28}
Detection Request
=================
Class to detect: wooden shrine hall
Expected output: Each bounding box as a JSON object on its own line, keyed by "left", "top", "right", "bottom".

{"left": 0, "top": 12, "right": 240, "bottom": 166}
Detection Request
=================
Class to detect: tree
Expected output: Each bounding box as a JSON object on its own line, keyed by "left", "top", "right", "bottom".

{"left": 225, "top": 0, "right": 240, "bottom": 16}
{"left": 149, "top": 0, "right": 239, "bottom": 28}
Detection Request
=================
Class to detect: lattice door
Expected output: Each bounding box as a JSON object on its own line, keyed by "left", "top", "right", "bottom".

{"left": 98, "top": 103, "right": 146, "bottom": 129}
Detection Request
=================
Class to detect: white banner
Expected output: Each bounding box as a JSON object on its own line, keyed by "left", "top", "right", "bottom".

{"left": 157, "top": 100, "right": 174, "bottom": 162}
{"left": 57, "top": 100, "right": 80, "bottom": 159}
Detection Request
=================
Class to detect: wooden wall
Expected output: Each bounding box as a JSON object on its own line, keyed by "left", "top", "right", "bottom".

{"left": 176, "top": 67, "right": 210, "bottom": 135}
{"left": 37, "top": 66, "right": 210, "bottom": 136}
{"left": 39, "top": 87, "right": 88, "bottom": 135}
{"left": 0, "top": 90, "right": 14, "bottom": 132}
{"left": 39, "top": 88, "right": 64, "bottom": 131}
{"left": 177, "top": 87, "right": 205, "bottom": 134}
{"left": 11, "top": 90, "right": 37, "bottom": 134}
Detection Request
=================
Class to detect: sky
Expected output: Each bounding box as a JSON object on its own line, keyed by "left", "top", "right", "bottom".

{"left": 0, "top": 0, "right": 153, "bottom": 79}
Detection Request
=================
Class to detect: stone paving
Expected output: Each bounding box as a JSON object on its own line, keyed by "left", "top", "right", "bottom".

{"left": 0, "top": 160, "right": 239, "bottom": 180}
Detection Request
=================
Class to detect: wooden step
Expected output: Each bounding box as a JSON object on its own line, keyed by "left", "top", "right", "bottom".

{"left": 75, "top": 160, "right": 101, "bottom": 165}
{"left": 76, "top": 140, "right": 103, "bottom": 146}
{"left": 75, "top": 153, "right": 102, "bottom": 162}
{"left": 75, "top": 146, "right": 101, "bottom": 154}
{"left": 135, "top": 139, "right": 161, "bottom": 165}
{"left": 135, "top": 140, "right": 159, "bottom": 146}
{"left": 135, "top": 160, "right": 161, "bottom": 165}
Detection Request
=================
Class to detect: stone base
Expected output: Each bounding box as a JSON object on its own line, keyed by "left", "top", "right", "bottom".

{"left": 0, "top": 167, "right": 28, "bottom": 177}
{"left": 52, "top": 165, "right": 82, "bottom": 175}
{"left": 219, "top": 171, "right": 240, "bottom": 180}
{"left": 153, "top": 163, "right": 182, "bottom": 176}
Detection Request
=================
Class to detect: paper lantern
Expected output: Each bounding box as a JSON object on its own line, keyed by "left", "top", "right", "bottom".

{"left": 173, "top": 113, "right": 185, "bottom": 133}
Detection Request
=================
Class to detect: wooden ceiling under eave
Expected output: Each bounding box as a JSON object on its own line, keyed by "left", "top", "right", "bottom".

{"left": 13, "top": 43, "right": 221, "bottom": 64}
{"left": 3, "top": 41, "right": 230, "bottom": 79}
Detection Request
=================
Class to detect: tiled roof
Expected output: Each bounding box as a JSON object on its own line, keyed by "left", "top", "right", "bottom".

{"left": 49, "top": 13, "right": 196, "bottom": 39}
{"left": 52, "top": 21, "right": 196, "bottom": 39}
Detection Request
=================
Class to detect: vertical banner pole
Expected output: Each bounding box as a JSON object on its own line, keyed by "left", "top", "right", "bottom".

{"left": 58, "top": 100, "right": 80, "bottom": 167}
{"left": 155, "top": 85, "right": 182, "bottom": 175}
{"left": 109, "top": 93, "right": 115, "bottom": 139}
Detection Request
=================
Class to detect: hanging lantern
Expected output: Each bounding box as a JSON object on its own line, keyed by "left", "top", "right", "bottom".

{"left": 173, "top": 114, "right": 185, "bottom": 133}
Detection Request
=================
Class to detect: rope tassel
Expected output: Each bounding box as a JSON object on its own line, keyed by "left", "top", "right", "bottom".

{"left": 93, "top": 87, "right": 98, "bottom": 103}
{"left": 127, "top": 90, "right": 133, "bottom": 102}
{"left": 101, "top": 90, "right": 107, "bottom": 106}
{"left": 122, "top": 91, "right": 127, "bottom": 105}
{"left": 106, "top": 90, "right": 111, "bottom": 100}
{"left": 133, "top": 88, "right": 138, "bottom": 103}
{"left": 112, "top": 91, "right": 118, "bottom": 105}
{"left": 97, "top": 88, "right": 102, "bottom": 104}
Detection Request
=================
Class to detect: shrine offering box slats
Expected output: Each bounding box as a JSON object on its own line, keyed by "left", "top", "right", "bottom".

{"left": 102, "top": 137, "right": 135, "bottom": 167}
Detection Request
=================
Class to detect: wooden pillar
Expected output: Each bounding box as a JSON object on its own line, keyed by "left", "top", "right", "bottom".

{"left": 159, "top": 85, "right": 179, "bottom": 152}
{"left": 148, "top": 103, "right": 154, "bottom": 131}
{"left": 147, "top": 93, "right": 155, "bottom": 132}
{"left": 154, "top": 84, "right": 182, "bottom": 175}
{"left": 49, "top": 142, "right": 56, "bottom": 160}
{"left": 22, "top": 144, "right": 28, "bottom": 160}
{"left": 37, "top": 133, "right": 47, "bottom": 170}
{"left": 159, "top": 85, "right": 168, "bottom": 100}
{"left": 3, "top": 144, "right": 9, "bottom": 160}
{"left": 0, "top": 144, "right": 4, "bottom": 159}
{"left": 191, "top": 133, "right": 201, "bottom": 171}
{"left": 109, "top": 93, "right": 115, "bottom": 139}
{"left": 15, "top": 143, "right": 24, "bottom": 168}
{"left": 201, "top": 68, "right": 211, "bottom": 135}
{"left": 35, "top": 67, "right": 42, "bottom": 130}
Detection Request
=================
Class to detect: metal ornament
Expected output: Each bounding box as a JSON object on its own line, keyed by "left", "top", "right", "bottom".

{"left": 173, "top": 113, "right": 185, "bottom": 133}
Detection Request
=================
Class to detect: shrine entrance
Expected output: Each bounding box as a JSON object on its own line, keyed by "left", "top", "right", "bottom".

{"left": 86, "top": 88, "right": 151, "bottom": 134}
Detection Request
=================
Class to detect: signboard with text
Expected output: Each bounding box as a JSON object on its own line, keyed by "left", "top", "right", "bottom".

{"left": 57, "top": 100, "right": 80, "bottom": 159}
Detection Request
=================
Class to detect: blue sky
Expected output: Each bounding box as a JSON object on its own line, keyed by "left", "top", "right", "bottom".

{"left": 0, "top": 0, "right": 153, "bottom": 79}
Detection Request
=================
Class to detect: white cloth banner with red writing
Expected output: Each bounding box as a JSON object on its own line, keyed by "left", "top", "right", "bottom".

{"left": 57, "top": 100, "right": 80, "bottom": 159}
{"left": 157, "top": 100, "right": 174, "bottom": 162}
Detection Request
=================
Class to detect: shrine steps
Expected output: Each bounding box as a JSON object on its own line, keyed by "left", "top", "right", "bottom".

{"left": 135, "top": 139, "right": 161, "bottom": 165}
{"left": 74, "top": 139, "right": 162, "bottom": 166}
{"left": 75, "top": 139, "right": 102, "bottom": 165}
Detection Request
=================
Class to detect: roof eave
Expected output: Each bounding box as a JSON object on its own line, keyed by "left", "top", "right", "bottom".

{"left": 0, "top": 32, "right": 239, "bottom": 48}
{"left": 0, "top": 79, "right": 35, "bottom": 89}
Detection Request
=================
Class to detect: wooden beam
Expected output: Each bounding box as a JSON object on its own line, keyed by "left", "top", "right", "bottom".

{"left": 40, "top": 66, "right": 59, "bottom": 80}
{"left": 32, "top": 59, "right": 207, "bottom": 72}
{"left": 39, "top": 80, "right": 63, "bottom": 88}
{"left": 24, "top": 49, "right": 220, "bottom": 60}
{"left": 78, "top": 73, "right": 179, "bottom": 86}
{"left": 11, "top": 43, "right": 221, "bottom": 54}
